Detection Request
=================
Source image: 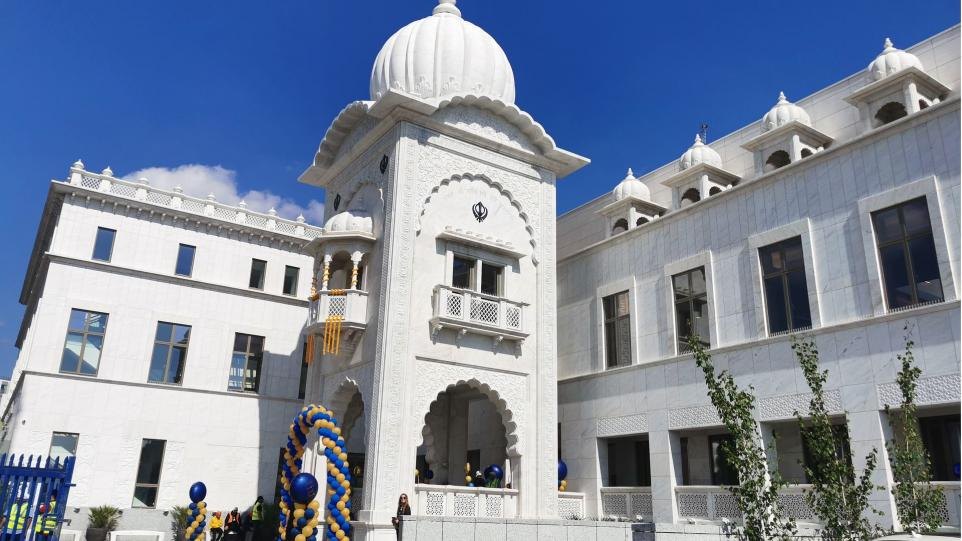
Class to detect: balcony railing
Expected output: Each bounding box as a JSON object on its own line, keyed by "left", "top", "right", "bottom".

{"left": 600, "top": 487, "right": 652, "bottom": 521}
{"left": 309, "top": 290, "right": 368, "bottom": 329}
{"left": 431, "top": 285, "right": 527, "bottom": 343}
{"left": 66, "top": 166, "right": 322, "bottom": 240}
{"left": 930, "top": 481, "right": 960, "bottom": 528}
{"left": 414, "top": 484, "right": 518, "bottom": 519}
{"left": 676, "top": 486, "right": 741, "bottom": 522}
{"left": 558, "top": 491, "right": 587, "bottom": 519}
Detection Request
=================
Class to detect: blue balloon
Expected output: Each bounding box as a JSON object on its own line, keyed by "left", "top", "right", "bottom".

{"left": 558, "top": 460, "right": 568, "bottom": 482}
{"left": 291, "top": 472, "right": 320, "bottom": 504}
{"left": 484, "top": 464, "right": 504, "bottom": 480}
{"left": 425, "top": 469, "right": 434, "bottom": 480}
{"left": 188, "top": 502, "right": 197, "bottom": 511}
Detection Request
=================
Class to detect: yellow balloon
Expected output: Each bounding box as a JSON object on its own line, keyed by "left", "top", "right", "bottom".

{"left": 309, "top": 500, "right": 321, "bottom": 510}
{"left": 465, "top": 476, "right": 472, "bottom": 483}
{"left": 340, "top": 480, "right": 350, "bottom": 489}
{"left": 332, "top": 427, "right": 341, "bottom": 435}
{"left": 336, "top": 473, "right": 345, "bottom": 483}
{"left": 303, "top": 527, "right": 314, "bottom": 537}
{"left": 295, "top": 535, "right": 306, "bottom": 541}
{"left": 336, "top": 501, "right": 345, "bottom": 510}
{"left": 293, "top": 509, "right": 305, "bottom": 518}
{"left": 465, "top": 463, "right": 471, "bottom": 473}
{"left": 336, "top": 531, "right": 345, "bottom": 540}
{"left": 325, "top": 440, "right": 336, "bottom": 449}
{"left": 331, "top": 523, "right": 340, "bottom": 533}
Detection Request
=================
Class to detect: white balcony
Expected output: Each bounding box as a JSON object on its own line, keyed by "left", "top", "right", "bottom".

{"left": 675, "top": 486, "right": 741, "bottom": 522}
{"left": 307, "top": 290, "right": 369, "bottom": 353}
{"left": 600, "top": 487, "right": 652, "bottom": 521}
{"left": 431, "top": 285, "right": 528, "bottom": 346}
{"left": 414, "top": 484, "right": 518, "bottom": 519}
{"left": 558, "top": 491, "right": 587, "bottom": 519}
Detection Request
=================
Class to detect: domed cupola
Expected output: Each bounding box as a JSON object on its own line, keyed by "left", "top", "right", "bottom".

{"left": 598, "top": 168, "right": 665, "bottom": 236}
{"left": 743, "top": 91, "right": 833, "bottom": 175}
{"left": 664, "top": 134, "right": 740, "bottom": 209}
{"left": 845, "top": 37, "right": 948, "bottom": 131}
{"left": 869, "top": 38, "right": 923, "bottom": 81}
{"left": 763, "top": 92, "right": 811, "bottom": 131}
{"left": 678, "top": 134, "right": 723, "bottom": 171}
{"left": 369, "top": 0, "right": 516, "bottom": 103}
{"left": 612, "top": 168, "right": 650, "bottom": 201}
{"left": 324, "top": 209, "right": 374, "bottom": 236}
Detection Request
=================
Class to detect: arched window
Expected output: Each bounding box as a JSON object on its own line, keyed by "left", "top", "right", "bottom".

{"left": 875, "top": 102, "right": 907, "bottom": 126}
{"left": 636, "top": 217, "right": 649, "bottom": 227}
{"left": 800, "top": 148, "right": 813, "bottom": 158}
{"left": 680, "top": 188, "right": 700, "bottom": 207}
{"left": 708, "top": 187, "right": 722, "bottom": 196}
{"left": 765, "top": 150, "right": 791, "bottom": 172}
{"left": 612, "top": 218, "right": 629, "bottom": 235}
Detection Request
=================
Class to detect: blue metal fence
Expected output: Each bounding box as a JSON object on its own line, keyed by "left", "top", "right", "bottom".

{"left": 0, "top": 454, "right": 75, "bottom": 541}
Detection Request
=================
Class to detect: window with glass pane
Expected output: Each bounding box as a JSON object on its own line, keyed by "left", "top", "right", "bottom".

{"left": 227, "top": 333, "right": 265, "bottom": 393}
{"left": 175, "top": 244, "right": 195, "bottom": 277}
{"left": 871, "top": 197, "right": 944, "bottom": 310}
{"left": 919, "top": 414, "right": 961, "bottom": 481}
{"left": 759, "top": 237, "right": 812, "bottom": 334}
{"left": 452, "top": 256, "right": 475, "bottom": 290}
{"left": 480, "top": 263, "right": 503, "bottom": 296}
{"left": 603, "top": 291, "right": 631, "bottom": 369}
{"left": 148, "top": 322, "right": 190, "bottom": 384}
{"left": 92, "top": 227, "right": 116, "bottom": 262}
{"left": 60, "top": 309, "right": 108, "bottom": 375}
{"left": 801, "top": 424, "right": 853, "bottom": 483}
{"left": 283, "top": 266, "right": 300, "bottom": 296}
{"left": 709, "top": 434, "right": 739, "bottom": 485}
{"left": 249, "top": 259, "right": 267, "bottom": 290}
{"left": 48, "top": 432, "right": 79, "bottom": 462}
{"left": 298, "top": 340, "right": 309, "bottom": 400}
{"left": 132, "top": 439, "right": 165, "bottom": 508}
{"left": 673, "top": 268, "right": 709, "bottom": 352}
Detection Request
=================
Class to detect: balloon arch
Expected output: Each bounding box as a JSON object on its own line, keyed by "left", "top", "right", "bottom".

{"left": 277, "top": 404, "right": 354, "bottom": 541}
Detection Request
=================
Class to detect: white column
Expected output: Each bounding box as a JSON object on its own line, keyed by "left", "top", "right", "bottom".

{"left": 903, "top": 80, "right": 921, "bottom": 114}
{"left": 350, "top": 252, "right": 363, "bottom": 290}
{"left": 789, "top": 134, "right": 803, "bottom": 162}
{"left": 844, "top": 383, "right": 900, "bottom": 530}
{"left": 649, "top": 410, "right": 680, "bottom": 524}
{"left": 321, "top": 254, "right": 332, "bottom": 291}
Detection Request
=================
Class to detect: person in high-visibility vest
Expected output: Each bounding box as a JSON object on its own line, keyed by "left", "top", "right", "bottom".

{"left": 34, "top": 491, "right": 58, "bottom": 541}
{"left": 1, "top": 492, "right": 31, "bottom": 541}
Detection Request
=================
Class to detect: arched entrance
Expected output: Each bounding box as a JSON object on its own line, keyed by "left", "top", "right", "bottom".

{"left": 326, "top": 381, "right": 367, "bottom": 514}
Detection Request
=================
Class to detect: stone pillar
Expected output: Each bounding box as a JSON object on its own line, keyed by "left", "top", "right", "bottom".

{"left": 759, "top": 422, "right": 780, "bottom": 474}
{"left": 789, "top": 133, "right": 803, "bottom": 162}
{"left": 904, "top": 80, "right": 921, "bottom": 114}
{"left": 844, "top": 383, "right": 901, "bottom": 530}
{"left": 649, "top": 410, "right": 680, "bottom": 525}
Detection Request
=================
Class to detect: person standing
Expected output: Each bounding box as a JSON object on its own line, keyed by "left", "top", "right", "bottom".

{"left": 1, "top": 488, "right": 30, "bottom": 541}
{"left": 33, "top": 490, "right": 58, "bottom": 541}
{"left": 208, "top": 511, "right": 224, "bottom": 541}
{"left": 390, "top": 494, "right": 411, "bottom": 539}
{"left": 249, "top": 497, "right": 264, "bottom": 541}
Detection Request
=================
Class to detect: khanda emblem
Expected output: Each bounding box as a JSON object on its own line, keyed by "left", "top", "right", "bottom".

{"left": 472, "top": 201, "right": 488, "bottom": 223}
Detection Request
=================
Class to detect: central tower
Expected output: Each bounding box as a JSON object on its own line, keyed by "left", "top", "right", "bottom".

{"left": 299, "top": 1, "right": 588, "bottom": 537}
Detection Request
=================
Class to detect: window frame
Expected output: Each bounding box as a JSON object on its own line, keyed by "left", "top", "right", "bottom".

{"left": 709, "top": 434, "right": 739, "bottom": 486}
{"left": 445, "top": 247, "right": 512, "bottom": 299}
{"left": 48, "top": 432, "right": 80, "bottom": 462}
{"left": 92, "top": 227, "right": 116, "bottom": 262}
{"left": 59, "top": 308, "right": 109, "bottom": 376}
{"left": 132, "top": 438, "right": 166, "bottom": 509}
{"left": 283, "top": 265, "right": 300, "bottom": 296}
{"left": 175, "top": 244, "right": 196, "bottom": 277}
{"left": 249, "top": 259, "right": 267, "bottom": 290}
{"left": 297, "top": 339, "right": 309, "bottom": 400}
{"left": 758, "top": 236, "right": 813, "bottom": 334}
{"left": 595, "top": 277, "right": 637, "bottom": 369}
{"left": 228, "top": 333, "right": 265, "bottom": 393}
{"left": 147, "top": 321, "right": 191, "bottom": 385}
{"left": 664, "top": 252, "right": 716, "bottom": 355}
{"left": 870, "top": 197, "right": 944, "bottom": 310}
{"left": 748, "top": 219, "right": 821, "bottom": 337}
{"left": 602, "top": 291, "right": 632, "bottom": 370}
{"left": 672, "top": 267, "right": 710, "bottom": 353}
{"left": 857, "top": 176, "right": 956, "bottom": 314}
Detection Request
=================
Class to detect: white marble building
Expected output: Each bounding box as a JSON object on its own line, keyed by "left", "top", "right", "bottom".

{"left": 556, "top": 23, "right": 961, "bottom": 537}
{"left": 1, "top": 167, "right": 322, "bottom": 530}
{"left": 2, "top": 1, "right": 959, "bottom": 539}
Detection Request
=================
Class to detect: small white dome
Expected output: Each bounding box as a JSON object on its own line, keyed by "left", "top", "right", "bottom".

{"left": 763, "top": 92, "right": 811, "bottom": 131}
{"left": 324, "top": 210, "right": 373, "bottom": 235}
{"left": 612, "top": 168, "right": 650, "bottom": 201}
{"left": 679, "top": 134, "right": 722, "bottom": 170}
{"left": 370, "top": 0, "right": 516, "bottom": 103}
{"left": 869, "top": 38, "right": 923, "bottom": 81}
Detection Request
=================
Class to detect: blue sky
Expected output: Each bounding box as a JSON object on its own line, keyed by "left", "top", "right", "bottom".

{"left": 0, "top": 0, "right": 957, "bottom": 377}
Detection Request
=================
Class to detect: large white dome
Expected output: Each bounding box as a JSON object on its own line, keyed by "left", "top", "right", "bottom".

{"left": 869, "top": 38, "right": 923, "bottom": 81}
{"left": 763, "top": 92, "right": 811, "bottom": 131}
{"left": 369, "top": 0, "right": 516, "bottom": 103}
{"left": 612, "top": 168, "right": 650, "bottom": 201}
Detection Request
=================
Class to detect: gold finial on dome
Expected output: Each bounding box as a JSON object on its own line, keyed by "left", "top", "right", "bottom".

{"left": 434, "top": 0, "right": 461, "bottom": 17}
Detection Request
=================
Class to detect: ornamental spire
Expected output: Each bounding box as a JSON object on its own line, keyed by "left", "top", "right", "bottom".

{"left": 434, "top": 0, "right": 461, "bottom": 17}
{"left": 883, "top": 37, "right": 894, "bottom": 49}
{"left": 777, "top": 91, "right": 787, "bottom": 103}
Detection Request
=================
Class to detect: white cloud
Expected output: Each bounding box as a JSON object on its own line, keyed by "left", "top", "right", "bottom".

{"left": 123, "top": 164, "right": 325, "bottom": 224}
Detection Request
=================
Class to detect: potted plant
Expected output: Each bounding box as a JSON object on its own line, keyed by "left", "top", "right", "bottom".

{"left": 170, "top": 506, "right": 190, "bottom": 541}
{"left": 86, "top": 505, "right": 120, "bottom": 541}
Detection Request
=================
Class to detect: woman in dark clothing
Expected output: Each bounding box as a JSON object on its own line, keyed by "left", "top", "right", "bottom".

{"left": 224, "top": 508, "right": 242, "bottom": 540}
{"left": 390, "top": 494, "right": 411, "bottom": 538}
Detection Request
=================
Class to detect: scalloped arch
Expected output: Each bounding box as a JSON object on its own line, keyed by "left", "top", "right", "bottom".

{"left": 416, "top": 377, "right": 520, "bottom": 459}
{"left": 416, "top": 173, "right": 538, "bottom": 264}
{"left": 328, "top": 377, "right": 363, "bottom": 423}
